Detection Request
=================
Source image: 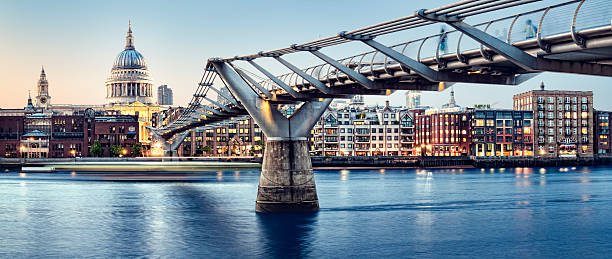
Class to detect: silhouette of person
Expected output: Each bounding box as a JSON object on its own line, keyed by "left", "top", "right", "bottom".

{"left": 439, "top": 27, "right": 448, "bottom": 53}
{"left": 524, "top": 19, "right": 537, "bottom": 39}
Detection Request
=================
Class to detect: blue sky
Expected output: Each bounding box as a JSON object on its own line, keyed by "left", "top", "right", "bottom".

{"left": 1, "top": 0, "right": 611, "bottom": 110}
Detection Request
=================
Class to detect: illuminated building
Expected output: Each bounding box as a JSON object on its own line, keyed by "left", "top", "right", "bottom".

{"left": 594, "top": 110, "right": 611, "bottom": 155}
{"left": 471, "top": 110, "right": 534, "bottom": 157}
{"left": 311, "top": 100, "right": 417, "bottom": 156}
{"left": 513, "top": 82, "right": 593, "bottom": 157}
{"left": 104, "top": 23, "right": 165, "bottom": 146}
{"left": 178, "top": 118, "right": 265, "bottom": 157}
{"left": 415, "top": 109, "right": 472, "bottom": 156}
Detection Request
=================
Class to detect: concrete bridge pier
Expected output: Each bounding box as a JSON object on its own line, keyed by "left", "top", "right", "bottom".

{"left": 212, "top": 60, "right": 332, "bottom": 213}
{"left": 257, "top": 138, "right": 318, "bottom": 212}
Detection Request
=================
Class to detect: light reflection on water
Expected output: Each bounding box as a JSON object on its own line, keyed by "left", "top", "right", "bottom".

{"left": 1, "top": 166, "right": 612, "bottom": 258}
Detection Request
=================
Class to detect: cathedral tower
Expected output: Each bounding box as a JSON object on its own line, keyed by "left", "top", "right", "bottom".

{"left": 35, "top": 66, "right": 51, "bottom": 108}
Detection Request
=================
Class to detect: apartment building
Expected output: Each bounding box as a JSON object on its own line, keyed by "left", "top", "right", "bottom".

{"left": 471, "top": 109, "right": 534, "bottom": 156}
{"left": 513, "top": 83, "right": 593, "bottom": 157}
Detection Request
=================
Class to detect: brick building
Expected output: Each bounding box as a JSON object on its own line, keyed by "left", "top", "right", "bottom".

{"left": 93, "top": 116, "right": 139, "bottom": 157}
{"left": 0, "top": 116, "right": 24, "bottom": 158}
{"left": 513, "top": 83, "right": 594, "bottom": 157}
{"left": 415, "top": 109, "right": 472, "bottom": 156}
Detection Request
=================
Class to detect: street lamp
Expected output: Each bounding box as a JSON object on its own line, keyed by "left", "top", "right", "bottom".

{"left": 121, "top": 148, "right": 128, "bottom": 157}
{"left": 20, "top": 145, "right": 26, "bottom": 163}
{"left": 70, "top": 149, "right": 76, "bottom": 163}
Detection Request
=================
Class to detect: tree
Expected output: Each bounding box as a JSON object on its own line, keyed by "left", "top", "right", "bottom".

{"left": 110, "top": 145, "right": 122, "bottom": 157}
{"left": 132, "top": 143, "right": 142, "bottom": 157}
{"left": 89, "top": 140, "right": 104, "bottom": 157}
{"left": 200, "top": 145, "right": 212, "bottom": 156}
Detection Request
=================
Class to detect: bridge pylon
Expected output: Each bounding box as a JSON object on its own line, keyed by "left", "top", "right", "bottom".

{"left": 212, "top": 60, "right": 332, "bottom": 213}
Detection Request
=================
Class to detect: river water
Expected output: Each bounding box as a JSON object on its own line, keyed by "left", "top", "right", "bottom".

{"left": 1, "top": 166, "right": 611, "bottom": 258}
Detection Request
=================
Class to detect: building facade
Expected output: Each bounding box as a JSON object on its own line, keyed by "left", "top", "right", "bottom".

{"left": 513, "top": 84, "right": 594, "bottom": 157}
{"left": 93, "top": 116, "right": 140, "bottom": 157}
{"left": 405, "top": 91, "right": 421, "bottom": 109}
{"left": 157, "top": 85, "right": 173, "bottom": 105}
{"left": 415, "top": 109, "right": 472, "bottom": 156}
{"left": 471, "top": 110, "right": 534, "bottom": 157}
{"left": 178, "top": 118, "right": 265, "bottom": 157}
{"left": 311, "top": 100, "right": 417, "bottom": 156}
{"left": 0, "top": 97, "right": 140, "bottom": 158}
{"left": 594, "top": 110, "right": 611, "bottom": 155}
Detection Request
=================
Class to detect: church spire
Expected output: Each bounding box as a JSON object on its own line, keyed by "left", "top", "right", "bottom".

{"left": 40, "top": 66, "right": 47, "bottom": 80}
{"left": 125, "top": 21, "right": 135, "bottom": 50}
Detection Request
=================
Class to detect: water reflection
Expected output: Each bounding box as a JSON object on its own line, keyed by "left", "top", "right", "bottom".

{"left": 216, "top": 171, "right": 223, "bottom": 181}
{"left": 256, "top": 213, "right": 317, "bottom": 258}
{"left": 340, "top": 169, "right": 349, "bottom": 181}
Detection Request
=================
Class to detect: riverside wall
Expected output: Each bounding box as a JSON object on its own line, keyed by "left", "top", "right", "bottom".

{"left": 2, "top": 156, "right": 612, "bottom": 171}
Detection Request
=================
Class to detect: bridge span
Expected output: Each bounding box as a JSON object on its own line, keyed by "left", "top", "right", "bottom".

{"left": 152, "top": 0, "right": 612, "bottom": 212}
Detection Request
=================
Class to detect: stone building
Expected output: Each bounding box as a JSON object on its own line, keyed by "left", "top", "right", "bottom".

{"left": 311, "top": 100, "right": 418, "bottom": 156}
{"left": 35, "top": 67, "right": 51, "bottom": 109}
{"left": 513, "top": 82, "right": 594, "bottom": 157}
{"left": 105, "top": 22, "right": 154, "bottom": 105}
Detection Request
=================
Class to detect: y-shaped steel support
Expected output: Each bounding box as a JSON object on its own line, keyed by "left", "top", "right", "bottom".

{"left": 149, "top": 128, "right": 190, "bottom": 157}
{"left": 212, "top": 60, "right": 332, "bottom": 213}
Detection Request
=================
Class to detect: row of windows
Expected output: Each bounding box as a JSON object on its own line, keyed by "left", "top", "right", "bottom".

{"left": 334, "top": 143, "right": 400, "bottom": 149}
{"left": 536, "top": 96, "right": 588, "bottom": 104}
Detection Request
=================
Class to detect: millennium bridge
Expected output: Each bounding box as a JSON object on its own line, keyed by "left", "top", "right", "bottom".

{"left": 149, "top": 0, "right": 612, "bottom": 212}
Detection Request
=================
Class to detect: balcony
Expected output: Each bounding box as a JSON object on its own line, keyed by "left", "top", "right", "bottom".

{"left": 324, "top": 145, "right": 339, "bottom": 150}
{"left": 0, "top": 133, "right": 19, "bottom": 140}
{"left": 400, "top": 136, "right": 414, "bottom": 143}
{"left": 324, "top": 131, "right": 339, "bottom": 136}
{"left": 355, "top": 145, "right": 370, "bottom": 151}
{"left": 324, "top": 137, "right": 339, "bottom": 143}
{"left": 355, "top": 137, "right": 370, "bottom": 143}
{"left": 52, "top": 132, "right": 84, "bottom": 139}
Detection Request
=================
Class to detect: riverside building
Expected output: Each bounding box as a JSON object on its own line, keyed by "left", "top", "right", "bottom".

{"left": 311, "top": 99, "right": 418, "bottom": 156}
{"left": 471, "top": 109, "right": 534, "bottom": 156}
{"left": 594, "top": 110, "right": 611, "bottom": 155}
{"left": 0, "top": 96, "right": 140, "bottom": 158}
{"left": 178, "top": 118, "right": 265, "bottom": 157}
{"left": 513, "top": 82, "right": 594, "bottom": 157}
{"left": 415, "top": 109, "right": 472, "bottom": 156}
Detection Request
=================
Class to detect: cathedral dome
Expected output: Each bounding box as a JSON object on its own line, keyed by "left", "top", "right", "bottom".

{"left": 113, "top": 49, "right": 147, "bottom": 69}
{"left": 105, "top": 22, "right": 154, "bottom": 106}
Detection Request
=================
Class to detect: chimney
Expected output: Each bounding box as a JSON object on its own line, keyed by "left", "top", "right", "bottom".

{"left": 540, "top": 81, "right": 545, "bottom": 91}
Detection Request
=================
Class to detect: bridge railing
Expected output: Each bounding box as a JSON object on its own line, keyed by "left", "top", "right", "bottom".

{"left": 250, "top": 0, "right": 610, "bottom": 94}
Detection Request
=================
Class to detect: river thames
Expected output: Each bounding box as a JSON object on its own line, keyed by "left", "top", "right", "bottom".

{"left": 1, "top": 166, "right": 611, "bottom": 258}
